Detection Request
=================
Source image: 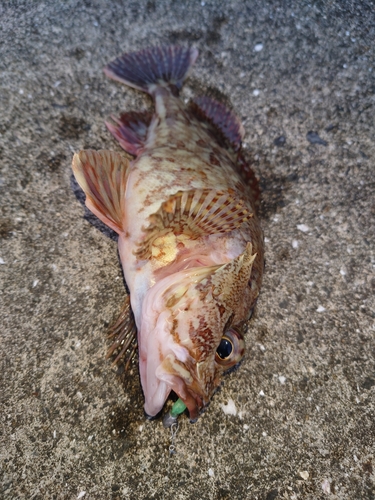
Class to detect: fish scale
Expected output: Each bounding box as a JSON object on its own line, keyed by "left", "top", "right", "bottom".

{"left": 72, "top": 45, "right": 264, "bottom": 422}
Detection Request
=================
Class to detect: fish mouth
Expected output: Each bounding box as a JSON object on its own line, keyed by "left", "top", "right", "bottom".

{"left": 153, "top": 354, "right": 211, "bottom": 421}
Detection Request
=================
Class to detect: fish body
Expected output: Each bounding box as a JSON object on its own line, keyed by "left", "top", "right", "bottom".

{"left": 72, "top": 46, "right": 264, "bottom": 421}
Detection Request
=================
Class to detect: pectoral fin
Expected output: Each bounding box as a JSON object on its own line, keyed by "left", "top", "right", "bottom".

{"left": 135, "top": 189, "right": 253, "bottom": 259}
{"left": 72, "top": 150, "right": 130, "bottom": 234}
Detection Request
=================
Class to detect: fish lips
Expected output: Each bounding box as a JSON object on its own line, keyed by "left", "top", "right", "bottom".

{"left": 152, "top": 353, "right": 213, "bottom": 422}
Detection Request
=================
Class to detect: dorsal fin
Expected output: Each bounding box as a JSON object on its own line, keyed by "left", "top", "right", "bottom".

{"left": 190, "top": 96, "right": 244, "bottom": 151}
{"left": 106, "top": 111, "right": 152, "bottom": 156}
{"left": 72, "top": 150, "right": 130, "bottom": 234}
{"left": 134, "top": 189, "right": 253, "bottom": 259}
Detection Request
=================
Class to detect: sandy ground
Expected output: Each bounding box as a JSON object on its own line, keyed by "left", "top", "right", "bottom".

{"left": 1, "top": 1, "right": 374, "bottom": 499}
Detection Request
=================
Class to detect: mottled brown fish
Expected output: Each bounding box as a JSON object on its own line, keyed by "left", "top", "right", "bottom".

{"left": 72, "top": 45, "right": 264, "bottom": 421}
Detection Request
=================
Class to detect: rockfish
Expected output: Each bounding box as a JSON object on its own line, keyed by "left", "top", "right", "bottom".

{"left": 72, "top": 45, "right": 264, "bottom": 421}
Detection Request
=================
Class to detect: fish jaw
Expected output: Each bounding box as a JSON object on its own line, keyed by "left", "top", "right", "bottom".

{"left": 143, "top": 347, "right": 216, "bottom": 421}
{"left": 154, "top": 354, "right": 206, "bottom": 421}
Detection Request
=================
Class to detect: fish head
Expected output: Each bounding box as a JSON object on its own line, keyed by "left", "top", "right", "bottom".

{"left": 140, "top": 243, "right": 256, "bottom": 421}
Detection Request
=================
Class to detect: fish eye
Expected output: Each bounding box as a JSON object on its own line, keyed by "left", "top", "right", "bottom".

{"left": 215, "top": 327, "right": 245, "bottom": 369}
{"left": 216, "top": 337, "right": 233, "bottom": 360}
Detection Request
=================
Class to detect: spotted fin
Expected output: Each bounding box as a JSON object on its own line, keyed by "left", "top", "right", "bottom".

{"left": 106, "top": 295, "right": 137, "bottom": 370}
{"left": 135, "top": 189, "right": 253, "bottom": 259}
{"left": 104, "top": 45, "right": 199, "bottom": 94}
{"left": 72, "top": 150, "right": 130, "bottom": 234}
{"left": 190, "top": 96, "right": 244, "bottom": 151}
{"left": 106, "top": 111, "right": 152, "bottom": 156}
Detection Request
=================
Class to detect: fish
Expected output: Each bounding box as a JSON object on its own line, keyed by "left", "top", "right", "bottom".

{"left": 72, "top": 45, "right": 264, "bottom": 421}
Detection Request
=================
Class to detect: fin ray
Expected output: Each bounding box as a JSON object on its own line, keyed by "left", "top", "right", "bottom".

{"left": 107, "top": 295, "right": 138, "bottom": 370}
{"left": 106, "top": 110, "right": 152, "bottom": 155}
{"left": 72, "top": 150, "right": 130, "bottom": 234}
{"left": 190, "top": 96, "right": 244, "bottom": 150}
{"left": 104, "top": 45, "right": 199, "bottom": 94}
{"left": 135, "top": 190, "right": 253, "bottom": 259}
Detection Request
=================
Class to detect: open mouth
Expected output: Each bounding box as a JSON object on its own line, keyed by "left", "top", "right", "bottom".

{"left": 155, "top": 353, "right": 204, "bottom": 421}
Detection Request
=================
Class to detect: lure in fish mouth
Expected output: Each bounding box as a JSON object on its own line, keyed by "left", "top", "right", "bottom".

{"left": 72, "top": 45, "right": 264, "bottom": 421}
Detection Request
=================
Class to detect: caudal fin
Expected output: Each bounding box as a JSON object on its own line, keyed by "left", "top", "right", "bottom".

{"left": 104, "top": 45, "right": 198, "bottom": 94}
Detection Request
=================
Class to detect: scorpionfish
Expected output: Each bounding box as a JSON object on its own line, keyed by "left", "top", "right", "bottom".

{"left": 72, "top": 45, "right": 264, "bottom": 421}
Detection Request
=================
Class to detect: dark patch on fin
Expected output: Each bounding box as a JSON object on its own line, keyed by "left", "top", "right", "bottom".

{"left": 104, "top": 45, "right": 199, "bottom": 94}
{"left": 236, "top": 152, "right": 261, "bottom": 211}
{"left": 72, "top": 150, "right": 130, "bottom": 234}
{"left": 191, "top": 96, "right": 244, "bottom": 151}
{"left": 106, "top": 111, "right": 152, "bottom": 155}
{"left": 106, "top": 295, "right": 138, "bottom": 370}
{"left": 135, "top": 189, "right": 253, "bottom": 259}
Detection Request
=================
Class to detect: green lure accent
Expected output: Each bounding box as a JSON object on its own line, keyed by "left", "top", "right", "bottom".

{"left": 170, "top": 398, "right": 186, "bottom": 418}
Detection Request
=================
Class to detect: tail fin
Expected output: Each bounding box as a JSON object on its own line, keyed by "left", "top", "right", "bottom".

{"left": 104, "top": 45, "right": 198, "bottom": 94}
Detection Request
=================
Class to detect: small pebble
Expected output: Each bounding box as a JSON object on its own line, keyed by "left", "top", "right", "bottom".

{"left": 322, "top": 479, "right": 331, "bottom": 494}
{"left": 221, "top": 399, "right": 237, "bottom": 416}
{"left": 292, "top": 240, "right": 299, "bottom": 249}
{"left": 274, "top": 135, "right": 286, "bottom": 147}
{"left": 297, "top": 224, "right": 310, "bottom": 233}
{"left": 306, "top": 131, "right": 327, "bottom": 146}
{"left": 299, "top": 470, "right": 309, "bottom": 480}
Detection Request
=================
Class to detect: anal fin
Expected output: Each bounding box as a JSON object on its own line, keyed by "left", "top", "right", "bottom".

{"left": 135, "top": 189, "right": 253, "bottom": 259}
{"left": 106, "top": 295, "right": 138, "bottom": 370}
{"left": 190, "top": 96, "right": 244, "bottom": 151}
{"left": 72, "top": 150, "right": 130, "bottom": 234}
{"left": 106, "top": 111, "right": 152, "bottom": 156}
